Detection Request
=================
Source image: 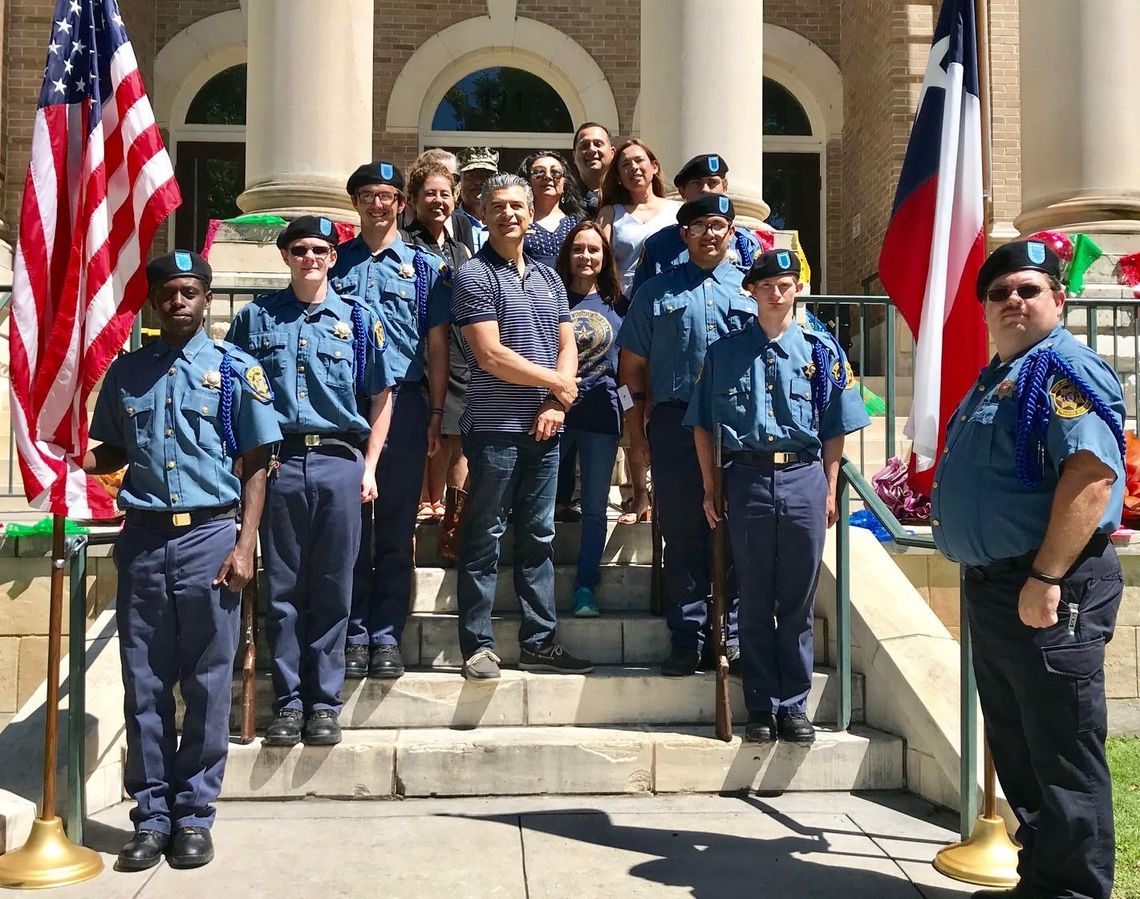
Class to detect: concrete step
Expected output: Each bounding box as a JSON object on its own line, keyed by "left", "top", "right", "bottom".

{"left": 252, "top": 613, "right": 830, "bottom": 671}
{"left": 414, "top": 519, "right": 653, "bottom": 567}
{"left": 214, "top": 724, "right": 904, "bottom": 799}
{"left": 222, "top": 666, "right": 863, "bottom": 730}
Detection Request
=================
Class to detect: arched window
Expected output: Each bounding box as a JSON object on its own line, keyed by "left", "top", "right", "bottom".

{"left": 424, "top": 67, "right": 576, "bottom": 174}
{"left": 185, "top": 64, "right": 247, "bottom": 125}
{"left": 763, "top": 77, "right": 812, "bottom": 136}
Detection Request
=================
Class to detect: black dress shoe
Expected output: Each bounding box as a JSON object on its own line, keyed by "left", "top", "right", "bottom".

{"left": 744, "top": 712, "right": 777, "bottom": 743}
{"left": 117, "top": 830, "right": 168, "bottom": 871}
{"left": 369, "top": 644, "right": 405, "bottom": 678}
{"left": 264, "top": 708, "right": 303, "bottom": 746}
{"left": 168, "top": 827, "right": 214, "bottom": 869}
{"left": 777, "top": 711, "right": 816, "bottom": 743}
{"left": 303, "top": 709, "right": 342, "bottom": 746}
{"left": 344, "top": 644, "right": 369, "bottom": 680}
{"left": 661, "top": 649, "right": 701, "bottom": 678}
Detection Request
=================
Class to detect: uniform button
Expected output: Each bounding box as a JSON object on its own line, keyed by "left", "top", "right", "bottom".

{"left": 943, "top": 447, "right": 949, "bottom": 454}
{"left": 707, "top": 324, "right": 714, "bottom": 331}
{"left": 932, "top": 481, "right": 938, "bottom": 489}
{"left": 166, "top": 397, "right": 172, "bottom": 405}
{"left": 334, "top": 351, "right": 342, "bottom": 358}
{"left": 298, "top": 364, "right": 306, "bottom": 372}
{"left": 299, "top": 390, "right": 307, "bottom": 398}
{"left": 766, "top": 385, "right": 773, "bottom": 392}
{"left": 768, "top": 410, "right": 774, "bottom": 417}
{"left": 262, "top": 340, "right": 269, "bottom": 347}
{"left": 168, "top": 368, "right": 175, "bottom": 376}
{"left": 767, "top": 435, "right": 775, "bottom": 442}
{"left": 167, "top": 461, "right": 175, "bottom": 470}
{"left": 400, "top": 289, "right": 407, "bottom": 297}
{"left": 932, "top": 519, "right": 940, "bottom": 526}
{"left": 201, "top": 406, "right": 209, "bottom": 414}
{"left": 171, "top": 494, "right": 179, "bottom": 503}
{"left": 977, "top": 385, "right": 985, "bottom": 392}
{"left": 300, "top": 338, "right": 308, "bottom": 347}
{"left": 126, "top": 406, "right": 135, "bottom": 414}
{"left": 165, "top": 429, "right": 173, "bottom": 437}
{"left": 959, "top": 415, "right": 966, "bottom": 421}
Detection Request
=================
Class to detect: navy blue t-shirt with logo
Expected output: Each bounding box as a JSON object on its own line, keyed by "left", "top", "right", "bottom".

{"left": 565, "top": 290, "right": 627, "bottom": 434}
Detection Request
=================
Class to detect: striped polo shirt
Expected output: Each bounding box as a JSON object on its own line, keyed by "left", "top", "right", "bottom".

{"left": 451, "top": 244, "right": 570, "bottom": 434}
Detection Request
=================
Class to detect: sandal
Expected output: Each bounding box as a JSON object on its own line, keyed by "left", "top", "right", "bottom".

{"left": 431, "top": 500, "right": 446, "bottom": 522}
{"left": 416, "top": 502, "right": 436, "bottom": 522}
{"left": 617, "top": 494, "right": 651, "bottom": 525}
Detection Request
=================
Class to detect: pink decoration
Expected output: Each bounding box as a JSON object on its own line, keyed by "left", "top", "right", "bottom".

{"left": 1025, "top": 229, "right": 1073, "bottom": 262}
{"left": 1118, "top": 252, "right": 1140, "bottom": 299}
{"left": 752, "top": 226, "right": 776, "bottom": 253}
{"left": 871, "top": 456, "right": 931, "bottom": 524}
{"left": 335, "top": 222, "right": 358, "bottom": 245}
{"left": 200, "top": 218, "right": 223, "bottom": 259}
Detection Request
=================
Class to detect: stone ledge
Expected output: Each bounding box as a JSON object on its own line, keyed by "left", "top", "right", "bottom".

{"left": 0, "top": 788, "right": 36, "bottom": 854}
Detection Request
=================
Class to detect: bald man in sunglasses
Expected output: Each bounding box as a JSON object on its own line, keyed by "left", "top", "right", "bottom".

{"left": 932, "top": 239, "right": 1125, "bottom": 899}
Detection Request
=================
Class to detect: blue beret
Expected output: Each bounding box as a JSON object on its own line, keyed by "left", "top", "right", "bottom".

{"left": 673, "top": 153, "right": 729, "bottom": 188}
{"left": 346, "top": 161, "right": 404, "bottom": 196}
{"left": 976, "top": 239, "right": 1062, "bottom": 299}
{"left": 677, "top": 192, "right": 735, "bottom": 226}
{"left": 276, "top": 215, "right": 338, "bottom": 249}
{"left": 743, "top": 250, "right": 801, "bottom": 287}
{"left": 146, "top": 250, "right": 211, "bottom": 290}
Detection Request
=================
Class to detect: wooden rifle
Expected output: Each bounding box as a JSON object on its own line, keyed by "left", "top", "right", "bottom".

{"left": 711, "top": 425, "right": 732, "bottom": 742}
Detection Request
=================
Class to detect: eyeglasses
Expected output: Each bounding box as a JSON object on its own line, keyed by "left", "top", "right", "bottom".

{"left": 985, "top": 283, "right": 1048, "bottom": 303}
{"left": 288, "top": 245, "right": 332, "bottom": 258}
{"left": 683, "top": 220, "right": 731, "bottom": 237}
{"left": 529, "top": 168, "right": 564, "bottom": 181}
{"left": 356, "top": 190, "right": 401, "bottom": 206}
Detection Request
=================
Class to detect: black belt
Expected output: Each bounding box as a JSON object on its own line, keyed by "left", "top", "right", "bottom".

{"left": 125, "top": 506, "right": 236, "bottom": 529}
{"left": 966, "top": 534, "right": 1110, "bottom": 582}
{"left": 728, "top": 450, "right": 818, "bottom": 467}
{"left": 279, "top": 433, "right": 361, "bottom": 454}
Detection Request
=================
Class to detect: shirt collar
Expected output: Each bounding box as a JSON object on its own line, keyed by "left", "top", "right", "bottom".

{"left": 683, "top": 257, "right": 736, "bottom": 284}
{"left": 985, "top": 322, "right": 1066, "bottom": 371}
{"left": 152, "top": 328, "right": 211, "bottom": 362}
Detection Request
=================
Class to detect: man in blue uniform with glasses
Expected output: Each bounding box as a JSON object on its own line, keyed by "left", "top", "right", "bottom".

{"left": 86, "top": 251, "right": 280, "bottom": 871}
{"left": 933, "top": 239, "right": 1125, "bottom": 899}
{"left": 227, "top": 215, "right": 393, "bottom": 750}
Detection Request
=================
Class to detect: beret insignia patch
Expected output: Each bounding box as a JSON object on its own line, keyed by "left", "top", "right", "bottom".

{"left": 708, "top": 155, "right": 720, "bottom": 173}
{"left": 175, "top": 251, "right": 193, "bottom": 272}
{"left": 243, "top": 365, "right": 272, "bottom": 403}
{"left": 1028, "top": 241, "right": 1046, "bottom": 265}
{"left": 1049, "top": 378, "right": 1092, "bottom": 418}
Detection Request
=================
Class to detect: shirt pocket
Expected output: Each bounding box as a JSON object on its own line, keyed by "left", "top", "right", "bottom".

{"left": 652, "top": 298, "right": 689, "bottom": 392}
{"left": 967, "top": 400, "right": 999, "bottom": 463}
{"left": 727, "top": 294, "right": 758, "bottom": 330}
{"left": 316, "top": 337, "right": 356, "bottom": 389}
{"left": 789, "top": 374, "right": 815, "bottom": 429}
{"left": 183, "top": 391, "right": 222, "bottom": 452}
{"left": 120, "top": 393, "right": 156, "bottom": 450}
{"left": 247, "top": 330, "right": 289, "bottom": 378}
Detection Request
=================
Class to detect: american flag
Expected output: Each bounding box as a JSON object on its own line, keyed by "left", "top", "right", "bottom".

{"left": 8, "top": 0, "right": 181, "bottom": 517}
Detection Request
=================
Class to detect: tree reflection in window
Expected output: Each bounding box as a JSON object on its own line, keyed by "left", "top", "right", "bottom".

{"left": 763, "top": 78, "right": 812, "bottom": 136}
{"left": 433, "top": 67, "right": 573, "bottom": 132}
{"left": 186, "top": 65, "right": 247, "bottom": 126}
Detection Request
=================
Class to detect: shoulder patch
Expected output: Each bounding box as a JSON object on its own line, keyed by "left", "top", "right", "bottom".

{"left": 373, "top": 318, "right": 385, "bottom": 349}
{"left": 1049, "top": 377, "right": 1093, "bottom": 418}
{"left": 242, "top": 365, "right": 273, "bottom": 404}
{"left": 831, "top": 359, "right": 857, "bottom": 389}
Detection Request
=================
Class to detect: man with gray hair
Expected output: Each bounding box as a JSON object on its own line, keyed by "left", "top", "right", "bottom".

{"left": 449, "top": 173, "right": 593, "bottom": 679}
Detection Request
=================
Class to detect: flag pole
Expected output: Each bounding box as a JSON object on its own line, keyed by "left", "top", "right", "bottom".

{"left": 933, "top": 1, "right": 1019, "bottom": 886}
{"left": 0, "top": 517, "right": 103, "bottom": 887}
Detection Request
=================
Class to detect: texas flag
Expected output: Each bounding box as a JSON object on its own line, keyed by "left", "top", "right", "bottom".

{"left": 879, "top": 0, "right": 988, "bottom": 495}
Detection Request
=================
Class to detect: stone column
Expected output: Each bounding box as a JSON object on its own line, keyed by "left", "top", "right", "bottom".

{"left": 1015, "top": 0, "right": 1140, "bottom": 235}
{"left": 237, "top": 0, "right": 374, "bottom": 220}
{"left": 639, "top": 0, "right": 769, "bottom": 225}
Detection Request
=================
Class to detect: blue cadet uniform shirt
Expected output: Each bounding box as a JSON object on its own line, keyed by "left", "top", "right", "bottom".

{"left": 90, "top": 329, "right": 282, "bottom": 511}
{"left": 630, "top": 224, "right": 762, "bottom": 299}
{"left": 226, "top": 285, "right": 392, "bottom": 440}
{"left": 683, "top": 320, "right": 870, "bottom": 455}
{"left": 329, "top": 235, "right": 451, "bottom": 384}
{"left": 617, "top": 259, "right": 757, "bottom": 405}
{"left": 933, "top": 324, "right": 1126, "bottom": 567}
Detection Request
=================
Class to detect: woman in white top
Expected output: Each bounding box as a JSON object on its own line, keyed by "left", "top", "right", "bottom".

{"left": 596, "top": 139, "right": 682, "bottom": 299}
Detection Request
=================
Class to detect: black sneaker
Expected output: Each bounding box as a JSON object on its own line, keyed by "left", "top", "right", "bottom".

{"left": 303, "top": 709, "right": 342, "bottom": 746}
{"left": 519, "top": 642, "right": 592, "bottom": 674}
{"left": 369, "top": 645, "right": 405, "bottom": 678}
{"left": 744, "top": 712, "right": 777, "bottom": 743}
{"left": 777, "top": 711, "right": 815, "bottom": 744}
{"left": 264, "top": 708, "right": 303, "bottom": 746}
{"left": 661, "top": 648, "right": 701, "bottom": 678}
{"left": 344, "top": 645, "right": 369, "bottom": 680}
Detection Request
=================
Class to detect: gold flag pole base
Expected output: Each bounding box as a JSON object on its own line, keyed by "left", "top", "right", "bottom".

{"left": 0, "top": 817, "right": 103, "bottom": 889}
{"left": 933, "top": 814, "right": 1020, "bottom": 888}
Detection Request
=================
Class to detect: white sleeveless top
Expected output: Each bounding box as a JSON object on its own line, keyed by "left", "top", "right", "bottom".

{"left": 611, "top": 201, "right": 681, "bottom": 297}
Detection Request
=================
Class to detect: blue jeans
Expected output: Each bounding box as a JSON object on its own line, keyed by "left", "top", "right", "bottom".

{"left": 457, "top": 432, "right": 560, "bottom": 657}
{"left": 561, "top": 428, "right": 620, "bottom": 590}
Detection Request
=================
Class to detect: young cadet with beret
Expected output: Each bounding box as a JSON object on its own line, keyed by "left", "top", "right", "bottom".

{"left": 685, "top": 250, "right": 869, "bottom": 743}
{"left": 227, "top": 216, "right": 393, "bottom": 748}
{"left": 933, "top": 240, "right": 1125, "bottom": 899}
{"left": 618, "top": 192, "right": 755, "bottom": 677}
{"left": 629, "top": 153, "right": 763, "bottom": 298}
{"left": 85, "top": 251, "right": 281, "bottom": 871}
{"left": 330, "top": 162, "right": 451, "bottom": 681}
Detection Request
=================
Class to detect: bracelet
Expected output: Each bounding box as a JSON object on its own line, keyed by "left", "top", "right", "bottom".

{"left": 1029, "top": 567, "right": 1064, "bottom": 586}
{"left": 430, "top": 407, "right": 444, "bottom": 415}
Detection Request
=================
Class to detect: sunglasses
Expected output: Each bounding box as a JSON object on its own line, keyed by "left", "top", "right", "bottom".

{"left": 529, "top": 169, "right": 564, "bottom": 181}
{"left": 288, "top": 245, "right": 332, "bottom": 258}
{"left": 985, "top": 283, "right": 1048, "bottom": 303}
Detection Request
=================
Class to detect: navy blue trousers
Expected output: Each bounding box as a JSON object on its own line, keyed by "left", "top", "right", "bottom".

{"left": 349, "top": 384, "right": 429, "bottom": 647}
{"left": 965, "top": 542, "right": 1121, "bottom": 899}
{"left": 647, "top": 404, "right": 738, "bottom": 654}
{"left": 116, "top": 517, "right": 240, "bottom": 833}
{"left": 726, "top": 459, "right": 827, "bottom": 714}
{"left": 262, "top": 445, "right": 363, "bottom": 715}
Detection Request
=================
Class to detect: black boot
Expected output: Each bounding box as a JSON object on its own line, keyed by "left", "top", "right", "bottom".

{"left": 116, "top": 830, "right": 168, "bottom": 871}
{"left": 168, "top": 827, "right": 214, "bottom": 869}
{"left": 264, "top": 708, "right": 303, "bottom": 746}
{"left": 369, "top": 645, "right": 405, "bottom": 678}
{"left": 303, "top": 709, "right": 342, "bottom": 746}
{"left": 344, "top": 644, "right": 369, "bottom": 680}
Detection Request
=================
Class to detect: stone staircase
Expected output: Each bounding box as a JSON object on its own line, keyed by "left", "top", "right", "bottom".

{"left": 207, "top": 516, "right": 905, "bottom": 801}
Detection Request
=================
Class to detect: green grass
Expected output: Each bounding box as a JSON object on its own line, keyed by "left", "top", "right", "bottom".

{"left": 1110, "top": 736, "right": 1140, "bottom": 898}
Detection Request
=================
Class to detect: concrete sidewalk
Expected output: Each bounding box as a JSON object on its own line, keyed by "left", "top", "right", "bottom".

{"left": 41, "top": 792, "right": 986, "bottom": 898}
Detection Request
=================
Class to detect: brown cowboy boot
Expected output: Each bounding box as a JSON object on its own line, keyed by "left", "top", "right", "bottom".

{"left": 436, "top": 487, "right": 468, "bottom": 565}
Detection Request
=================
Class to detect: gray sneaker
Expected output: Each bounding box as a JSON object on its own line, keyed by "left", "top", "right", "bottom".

{"left": 519, "top": 642, "right": 592, "bottom": 674}
{"left": 463, "top": 648, "right": 502, "bottom": 680}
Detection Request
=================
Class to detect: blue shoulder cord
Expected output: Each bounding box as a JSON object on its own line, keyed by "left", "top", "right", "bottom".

{"left": 219, "top": 350, "right": 239, "bottom": 457}
{"left": 350, "top": 304, "right": 368, "bottom": 391}
{"left": 413, "top": 251, "right": 431, "bottom": 337}
{"left": 734, "top": 229, "right": 755, "bottom": 269}
{"left": 1013, "top": 347, "right": 1125, "bottom": 488}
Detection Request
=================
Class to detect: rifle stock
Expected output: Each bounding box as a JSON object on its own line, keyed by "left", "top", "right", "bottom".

{"left": 238, "top": 548, "right": 259, "bottom": 744}
{"left": 650, "top": 489, "right": 663, "bottom": 616}
{"left": 711, "top": 425, "right": 732, "bottom": 742}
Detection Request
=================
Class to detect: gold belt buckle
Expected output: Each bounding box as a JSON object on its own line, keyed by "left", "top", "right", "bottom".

{"left": 304, "top": 434, "right": 321, "bottom": 447}
{"left": 773, "top": 452, "right": 792, "bottom": 464}
{"left": 171, "top": 512, "right": 192, "bottom": 527}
